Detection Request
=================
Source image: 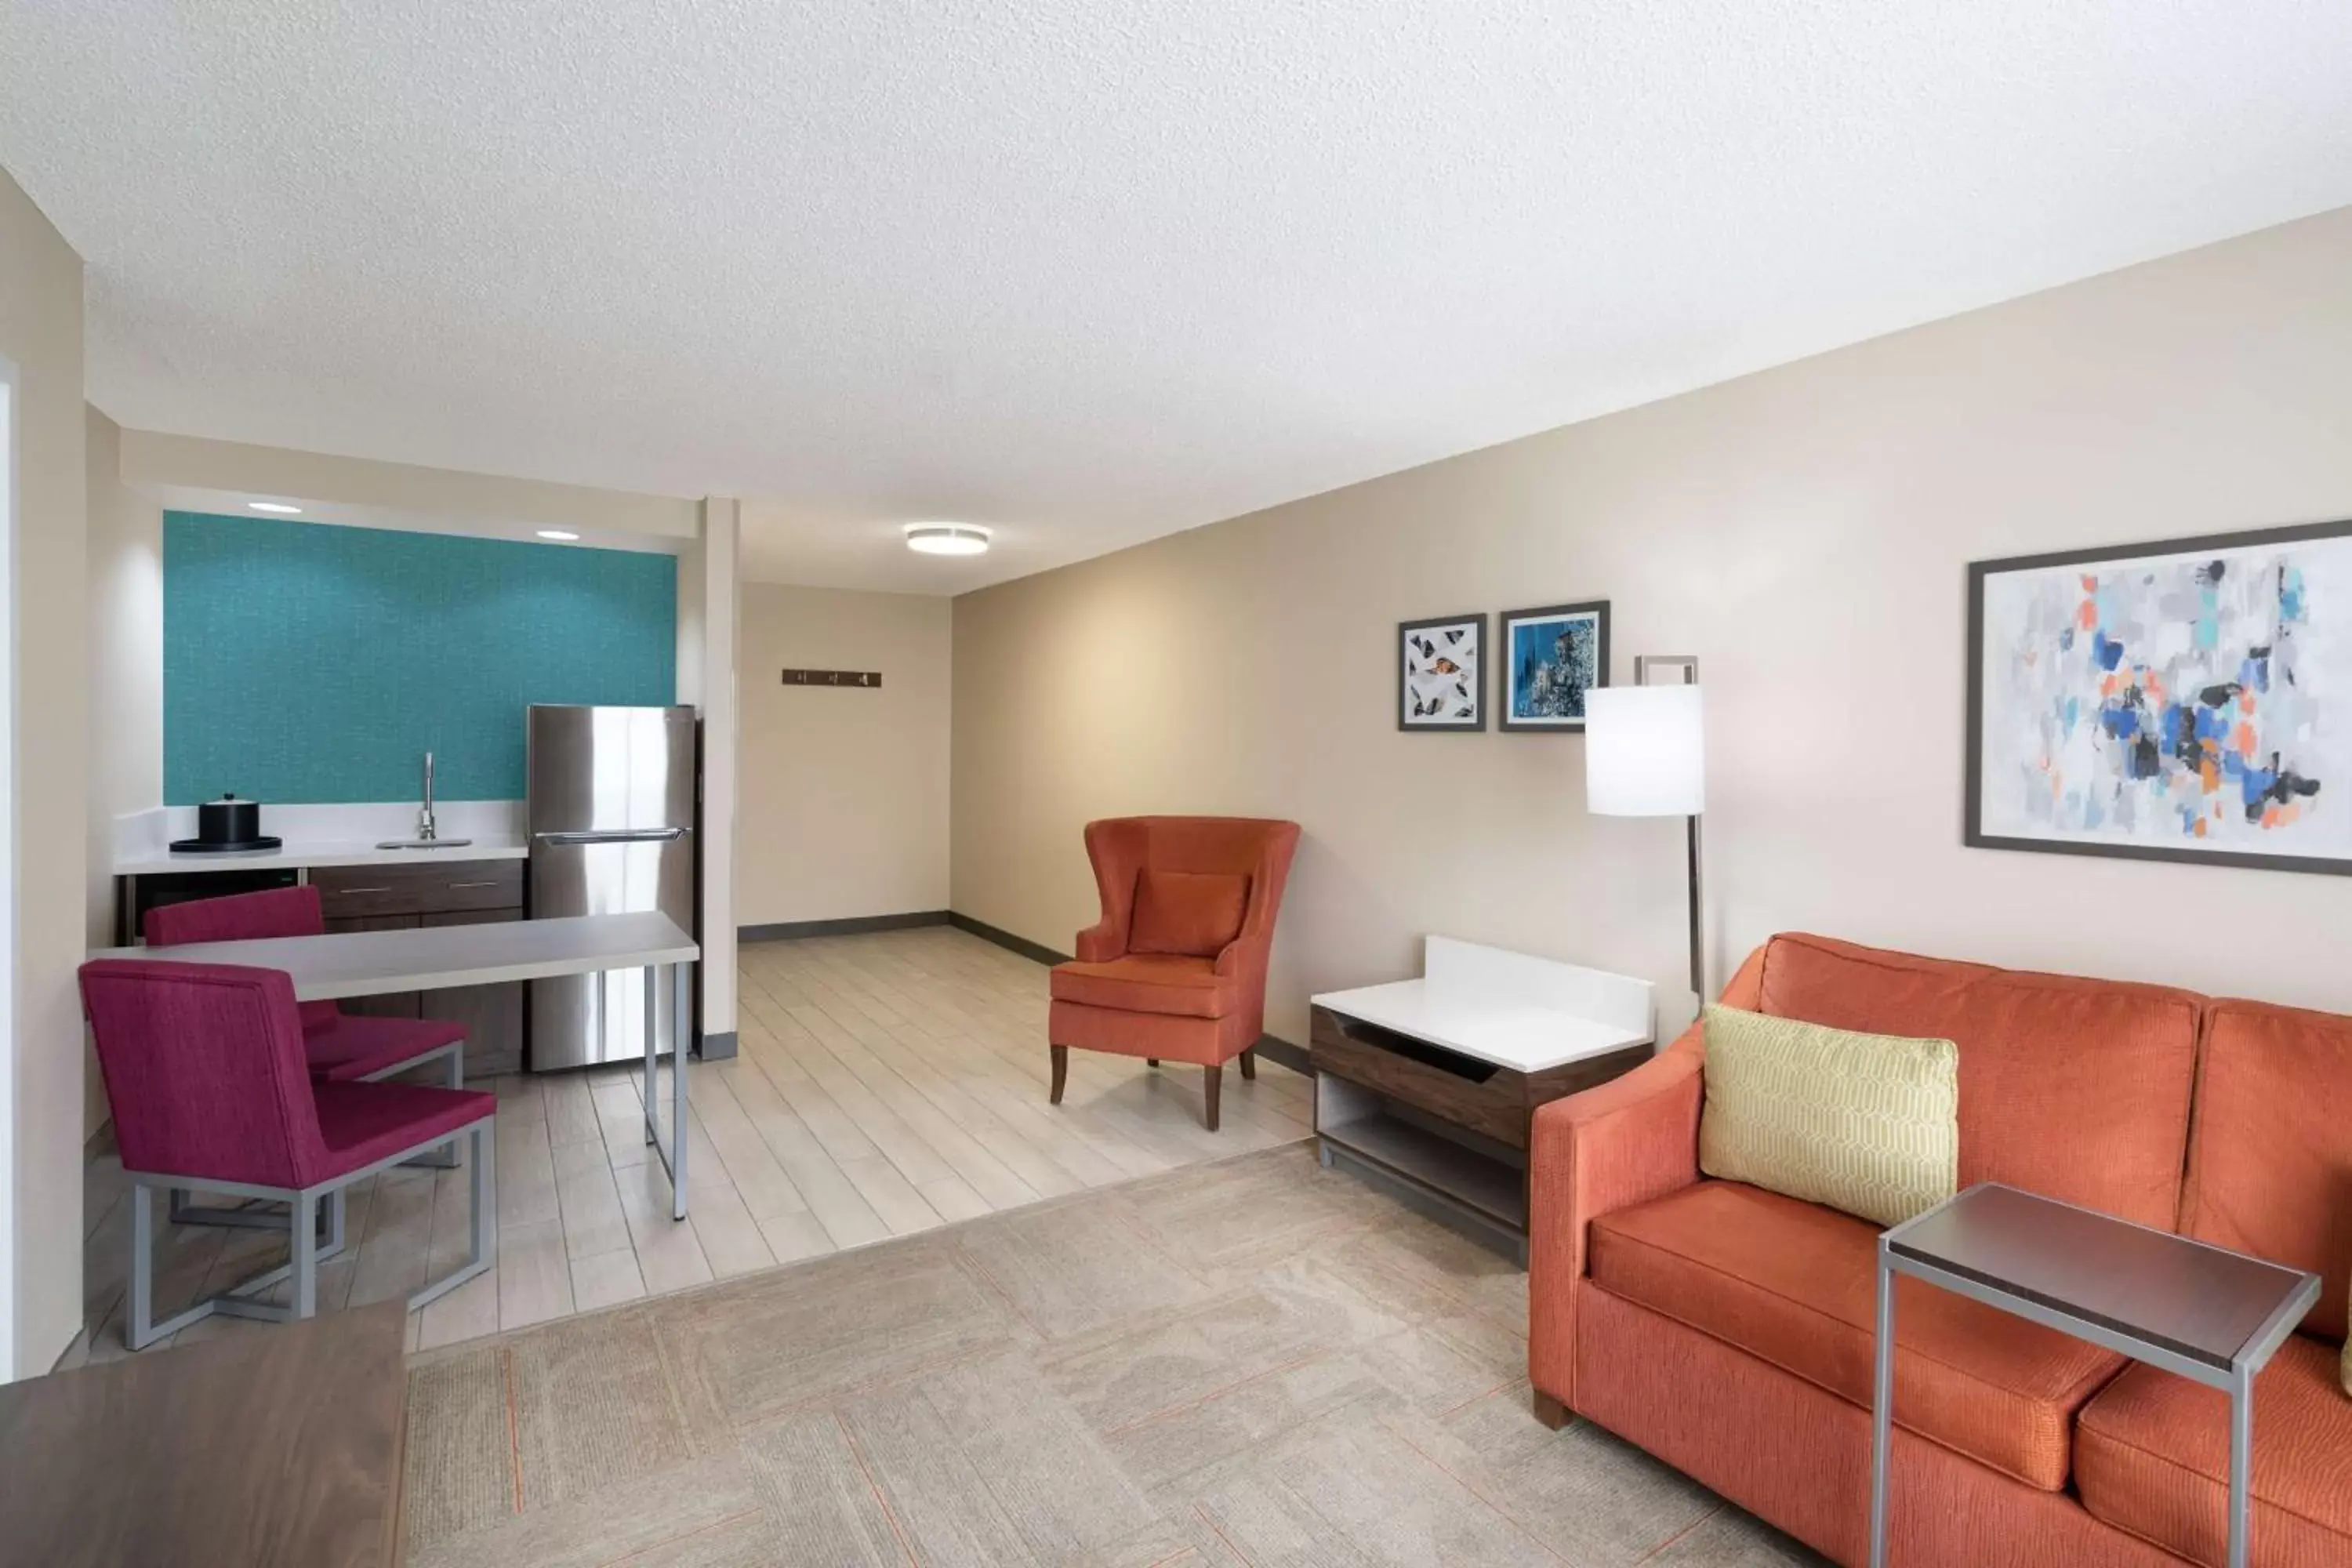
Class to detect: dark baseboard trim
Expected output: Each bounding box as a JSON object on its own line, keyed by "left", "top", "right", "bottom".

{"left": 1253, "top": 1033, "right": 1308, "bottom": 1076}
{"left": 695, "top": 1029, "right": 739, "bottom": 1062}
{"left": 740, "top": 911, "right": 949, "bottom": 943}
{"left": 947, "top": 912, "right": 1072, "bottom": 967}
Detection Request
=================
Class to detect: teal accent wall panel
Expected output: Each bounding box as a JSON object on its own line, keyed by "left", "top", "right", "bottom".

{"left": 165, "top": 512, "right": 677, "bottom": 804}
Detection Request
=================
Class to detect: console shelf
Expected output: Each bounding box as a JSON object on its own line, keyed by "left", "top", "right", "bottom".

{"left": 1308, "top": 938, "right": 1657, "bottom": 1262}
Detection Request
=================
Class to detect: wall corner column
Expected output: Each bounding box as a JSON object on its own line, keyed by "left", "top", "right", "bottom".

{"left": 683, "top": 498, "right": 739, "bottom": 1055}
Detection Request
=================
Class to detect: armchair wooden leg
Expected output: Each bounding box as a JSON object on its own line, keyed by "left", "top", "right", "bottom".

{"left": 1049, "top": 1044, "right": 1068, "bottom": 1105}
{"left": 1532, "top": 1390, "right": 1570, "bottom": 1430}
{"left": 1239, "top": 1048, "right": 1255, "bottom": 1081}
{"left": 1203, "top": 1064, "right": 1222, "bottom": 1131}
{"left": 1145, "top": 1058, "right": 1159, "bottom": 1067}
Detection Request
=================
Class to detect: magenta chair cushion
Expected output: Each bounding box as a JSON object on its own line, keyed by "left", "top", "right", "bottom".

{"left": 143, "top": 886, "right": 343, "bottom": 1033}
{"left": 311, "top": 1080, "right": 495, "bottom": 1175}
{"left": 79, "top": 960, "right": 493, "bottom": 1189}
{"left": 306, "top": 1013, "right": 468, "bottom": 1081}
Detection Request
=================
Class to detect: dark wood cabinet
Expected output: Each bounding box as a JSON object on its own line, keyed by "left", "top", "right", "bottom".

{"left": 418, "top": 908, "right": 527, "bottom": 1076}
{"left": 309, "top": 861, "right": 528, "bottom": 1077}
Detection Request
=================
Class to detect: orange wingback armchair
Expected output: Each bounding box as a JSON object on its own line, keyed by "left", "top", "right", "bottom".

{"left": 1047, "top": 815, "right": 1301, "bottom": 1131}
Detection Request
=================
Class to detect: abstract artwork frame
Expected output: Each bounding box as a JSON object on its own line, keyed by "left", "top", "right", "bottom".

{"left": 1399, "top": 613, "right": 1486, "bottom": 731}
{"left": 1966, "top": 518, "right": 2352, "bottom": 876}
{"left": 1497, "top": 601, "right": 1610, "bottom": 733}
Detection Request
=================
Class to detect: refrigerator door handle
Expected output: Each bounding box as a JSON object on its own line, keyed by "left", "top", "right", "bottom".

{"left": 532, "top": 828, "right": 688, "bottom": 846}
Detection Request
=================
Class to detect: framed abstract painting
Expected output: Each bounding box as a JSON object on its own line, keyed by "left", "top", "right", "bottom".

{"left": 1967, "top": 519, "right": 2352, "bottom": 875}
{"left": 1498, "top": 601, "right": 1610, "bottom": 732}
{"left": 1399, "top": 613, "right": 1485, "bottom": 730}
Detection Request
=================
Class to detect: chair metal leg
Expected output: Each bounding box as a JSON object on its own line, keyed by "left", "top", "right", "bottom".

{"left": 410, "top": 1120, "right": 496, "bottom": 1310}
{"left": 1204, "top": 1064, "right": 1222, "bottom": 1131}
{"left": 291, "top": 1191, "right": 319, "bottom": 1320}
{"left": 400, "top": 1043, "right": 466, "bottom": 1168}
{"left": 1049, "top": 1044, "right": 1068, "bottom": 1104}
{"left": 129, "top": 1182, "right": 157, "bottom": 1350}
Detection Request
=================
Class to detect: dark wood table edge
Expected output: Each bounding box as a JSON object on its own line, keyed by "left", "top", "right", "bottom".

{"left": 1883, "top": 1182, "right": 2323, "bottom": 1378}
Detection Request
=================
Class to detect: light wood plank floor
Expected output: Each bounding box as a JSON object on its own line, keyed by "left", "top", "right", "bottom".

{"left": 68, "top": 927, "right": 1314, "bottom": 1368}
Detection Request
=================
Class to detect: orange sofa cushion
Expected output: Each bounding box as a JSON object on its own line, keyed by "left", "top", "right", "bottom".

{"left": 1128, "top": 869, "right": 1250, "bottom": 958}
{"left": 1048, "top": 953, "right": 1234, "bottom": 1018}
{"left": 1753, "top": 934, "right": 2201, "bottom": 1230}
{"left": 2178, "top": 1000, "right": 2352, "bottom": 1342}
{"left": 1588, "top": 1180, "right": 2124, "bottom": 1490}
{"left": 2076, "top": 1335, "right": 2352, "bottom": 1567}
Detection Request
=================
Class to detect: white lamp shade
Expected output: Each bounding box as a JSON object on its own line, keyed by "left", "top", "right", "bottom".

{"left": 1585, "top": 685, "right": 1704, "bottom": 817}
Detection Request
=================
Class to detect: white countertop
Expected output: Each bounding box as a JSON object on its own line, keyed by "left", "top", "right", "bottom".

{"left": 1310, "top": 936, "right": 1655, "bottom": 1073}
{"left": 112, "top": 800, "right": 528, "bottom": 876}
{"left": 114, "top": 837, "right": 528, "bottom": 876}
{"left": 1311, "top": 978, "right": 1650, "bottom": 1073}
{"left": 88, "top": 911, "right": 696, "bottom": 1000}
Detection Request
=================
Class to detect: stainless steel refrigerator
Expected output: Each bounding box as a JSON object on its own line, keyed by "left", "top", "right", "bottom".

{"left": 527, "top": 704, "right": 698, "bottom": 1071}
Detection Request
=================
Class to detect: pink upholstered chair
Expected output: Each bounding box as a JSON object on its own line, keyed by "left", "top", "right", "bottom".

{"left": 79, "top": 959, "right": 496, "bottom": 1349}
{"left": 1047, "top": 815, "right": 1301, "bottom": 1130}
{"left": 144, "top": 885, "right": 469, "bottom": 1086}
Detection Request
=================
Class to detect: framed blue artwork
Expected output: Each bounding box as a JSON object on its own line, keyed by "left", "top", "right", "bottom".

{"left": 1968, "top": 518, "right": 2350, "bottom": 875}
{"left": 1498, "top": 601, "right": 1610, "bottom": 732}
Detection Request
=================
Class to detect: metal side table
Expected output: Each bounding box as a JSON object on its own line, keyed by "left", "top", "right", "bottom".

{"left": 1871, "top": 1183, "right": 2320, "bottom": 1568}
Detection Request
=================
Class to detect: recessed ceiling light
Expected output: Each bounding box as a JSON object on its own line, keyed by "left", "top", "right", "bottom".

{"left": 903, "top": 523, "right": 991, "bottom": 556}
{"left": 535, "top": 528, "right": 580, "bottom": 541}
{"left": 247, "top": 500, "right": 303, "bottom": 514}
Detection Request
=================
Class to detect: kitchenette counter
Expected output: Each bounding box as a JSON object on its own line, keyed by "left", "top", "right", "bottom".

{"left": 111, "top": 800, "right": 530, "bottom": 877}
{"left": 114, "top": 837, "right": 528, "bottom": 877}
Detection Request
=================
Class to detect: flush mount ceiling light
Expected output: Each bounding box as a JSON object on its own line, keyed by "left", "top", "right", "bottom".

{"left": 903, "top": 522, "right": 991, "bottom": 556}
{"left": 246, "top": 500, "right": 303, "bottom": 514}
{"left": 535, "top": 528, "right": 580, "bottom": 541}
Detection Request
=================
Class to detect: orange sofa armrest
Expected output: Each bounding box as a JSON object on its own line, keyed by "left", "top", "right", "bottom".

{"left": 1526, "top": 1025, "right": 1706, "bottom": 1406}
{"left": 1526, "top": 942, "right": 1766, "bottom": 1410}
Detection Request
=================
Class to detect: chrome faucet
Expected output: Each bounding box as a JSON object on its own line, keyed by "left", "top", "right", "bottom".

{"left": 418, "top": 751, "right": 438, "bottom": 841}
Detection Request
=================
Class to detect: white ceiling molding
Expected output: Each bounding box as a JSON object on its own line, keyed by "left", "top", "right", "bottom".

{"left": 9, "top": 2, "right": 2352, "bottom": 595}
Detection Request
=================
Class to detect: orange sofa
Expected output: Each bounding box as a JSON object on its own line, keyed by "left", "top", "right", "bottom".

{"left": 1047, "top": 815, "right": 1300, "bottom": 1130}
{"left": 1529, "top": 933, "right": 2352, "bottom": 1568}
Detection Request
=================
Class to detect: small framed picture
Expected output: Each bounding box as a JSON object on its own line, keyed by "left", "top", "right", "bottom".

{"left": 1498, "top": 601, "right": 1610, "bottom": 731}
{"left": 1399, "top": 613, "right": 1486, "bottom": 730}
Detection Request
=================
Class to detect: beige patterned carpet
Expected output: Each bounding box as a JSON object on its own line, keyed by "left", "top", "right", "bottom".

{"left": 401, "top": 1142, "right": 1822, "bottom": 1566}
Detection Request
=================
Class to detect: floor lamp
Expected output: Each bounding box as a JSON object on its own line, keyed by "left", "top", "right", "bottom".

{"left": 1585, "top": 656, "right": 1707, "bottom": 1000}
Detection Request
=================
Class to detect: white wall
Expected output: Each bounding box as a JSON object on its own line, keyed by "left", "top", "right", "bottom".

{"left": 739, "top": 584, "right": 951, "bottom": 926}
{"left": 1, "top": 166, "right": 89, "bottom": 1377}
{"left": 953, "top": 205, "right": 2352, "bottom": 1047}
{"left": 84, "top": 407, "right": 162, "bottom": 1133}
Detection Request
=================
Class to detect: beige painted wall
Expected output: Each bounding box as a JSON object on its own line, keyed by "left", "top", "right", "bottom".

{"left": 2, "top": 167, "right": 90, "bottom": 1377}
{"left": 85, "top": 407, "right": 162, "bottom": 1133}
{"left": 739, "top": 585, "right": 950, "bottom": 926}
{"left": 953, "top": 205, "right": 2352, "bottom": 1051}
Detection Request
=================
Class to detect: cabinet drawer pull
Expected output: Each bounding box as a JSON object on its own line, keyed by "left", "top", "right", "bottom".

{"left": 446, "top": 880, "right": 502, "bottom": 890}
{"left": 335, "top": 886, "right": 393, "bottom": 895}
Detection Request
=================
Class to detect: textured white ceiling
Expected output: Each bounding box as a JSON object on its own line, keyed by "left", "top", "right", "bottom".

{"left": 7, "top": 3, "right": 2352, "bottom": 594}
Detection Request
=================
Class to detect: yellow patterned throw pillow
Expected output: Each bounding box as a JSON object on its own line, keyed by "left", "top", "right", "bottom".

{"left": 1699, "top": 1004, "right": 1960, "bottom": 1229}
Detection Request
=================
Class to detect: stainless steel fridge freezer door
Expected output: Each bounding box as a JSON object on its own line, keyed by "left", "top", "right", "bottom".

{"left": 527, "top": 705, "right": 697, "bottom": 834}
{"left": 528, "top": 835, "right": 697, "bottom": 1069}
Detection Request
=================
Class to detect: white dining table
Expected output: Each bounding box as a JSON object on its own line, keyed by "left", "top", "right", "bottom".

{"left": 90, "top": 911, "right": 703, "bottom": 1219}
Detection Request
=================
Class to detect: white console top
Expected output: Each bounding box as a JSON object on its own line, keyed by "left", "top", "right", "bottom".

{"left": 1310, "top": 936, "right": 1655, "bottom": 1073}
